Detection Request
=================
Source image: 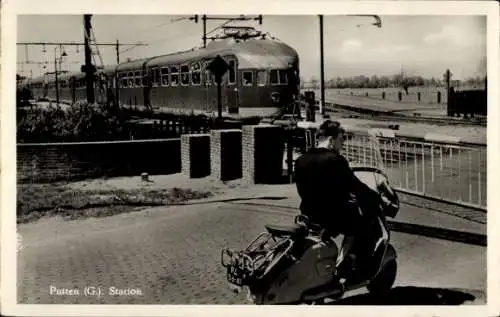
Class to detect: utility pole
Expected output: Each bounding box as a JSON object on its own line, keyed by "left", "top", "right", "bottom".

{"left": 319, "top": 15, "right": 325, "bottom": 117}
{"left": 54, "top": 53, "right": 59, "bottom": 106}
{"left": 202, "top": 15, "right": 207, "bottom": 48}
{"left": 444, "top": 69, "right": 452, "bottom": 92}
{"left": 115, "top": 39, "right": 120, "bottom": 107}
{"left": 84, "top": 14, "right": 95, "bottom": 104}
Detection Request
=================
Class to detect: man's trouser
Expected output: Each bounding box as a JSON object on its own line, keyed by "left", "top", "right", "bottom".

{"left": 336, "top": 202, "right": 381, "bottom": 278}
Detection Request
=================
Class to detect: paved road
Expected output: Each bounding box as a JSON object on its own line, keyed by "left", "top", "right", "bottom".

{"left": 17, "top": 201, "right": 486, "bottom": 305}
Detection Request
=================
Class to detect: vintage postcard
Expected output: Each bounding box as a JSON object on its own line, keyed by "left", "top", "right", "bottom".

{"left": 1, "top": 0, "right": 499, "bottom": 316}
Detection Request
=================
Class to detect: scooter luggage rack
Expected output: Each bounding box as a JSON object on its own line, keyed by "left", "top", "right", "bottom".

{"left": 221, "top": 231, "right": 294, "bottom": 286}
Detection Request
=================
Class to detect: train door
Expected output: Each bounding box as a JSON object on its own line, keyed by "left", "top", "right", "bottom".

{"left": 142, "top": 65, "right": 151, "bottom": 110}
{"left": 225, "top": 58, "right": 239, "bottom": 114}
{"left": 149, "top": 67, "right": 159, "bottom": 108}
{"left": 203, "top": 60, "right": 216, "bottom": 113}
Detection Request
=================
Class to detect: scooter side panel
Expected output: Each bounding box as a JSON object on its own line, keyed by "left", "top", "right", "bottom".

{"left": 262, "top": 237, "right": 339, "bottom": 304}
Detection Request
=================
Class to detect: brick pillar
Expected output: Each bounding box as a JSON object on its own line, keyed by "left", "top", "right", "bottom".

{"left": 242, "top": 125, "right": 285, "bottom": 184}
{"left": 210, "top": 129, "right": 243, "bottom": 181}
{"left": 181, "top": 134, "right": 210, "bottom": 178}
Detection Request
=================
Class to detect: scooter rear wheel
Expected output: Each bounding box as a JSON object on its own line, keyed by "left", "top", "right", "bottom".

{"left": 366, "top": 259, "right": 397, "bottom": 295}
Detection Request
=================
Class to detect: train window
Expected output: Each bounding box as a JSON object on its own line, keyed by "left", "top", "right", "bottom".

{"left": 205, "top": 69, "right": 212, "bottom": 85}
{"left": 171, "top": 66, "right": 179, "bottom": 86}
{"left": 120, "top": 73, "right": 128, "bottom": 88}
{"left": 228, "top": 60, "right": 236, "bottom": 85}
{"left": 270, "top": 69, "right": 279, "bottom": 85}
{"left": 191, "top": 63, "right": 201, "bottom": 86}
{"left": 180, "top": 65, "right": 190, "bottom": 86}
{"left": 155, "top": 68, "right": 161, "bottom": 86}
{"left": 150, "top": 69, "right": 156, "bottom": 85}
{"left": 279, "top": 70, "right": 288, "bottom": 84}
{"left": 270, "top": 69, "right": 288, "bottom": 85}
{"left": 256, "top": 70, "right": 267, "bottom": 86}
{"left": 135, "top": 71, "right": 142, "bottom": 87}
{"left": 161, "top": 67, "right": 170, "bottom": 86}
{"left": 151, "top": 68, "right": 158, "bottom": 86}
{"left": 203, "top": 61, "right": 213, "bottom": 85}
{"left": 128, "top": 72, "right": 135, "bottom": 87}
{"left": 242, "top": 71, "right": 253, "bottom": 86}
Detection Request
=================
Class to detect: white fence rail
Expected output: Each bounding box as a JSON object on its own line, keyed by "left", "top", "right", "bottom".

{"left": 342, "top": 129, "right": 486, "bottom": 211}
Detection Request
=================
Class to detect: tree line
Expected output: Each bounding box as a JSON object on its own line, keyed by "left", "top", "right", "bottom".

{"left": 302, "top": 73, "right": 487, "bottom": 89}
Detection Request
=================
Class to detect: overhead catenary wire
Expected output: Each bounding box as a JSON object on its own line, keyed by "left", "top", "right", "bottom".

{"left": 21, "top": 15, "right": 267, "bottom": 78}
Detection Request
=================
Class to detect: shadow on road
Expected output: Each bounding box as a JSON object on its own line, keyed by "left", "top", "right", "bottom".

{"left": 331, "top": 286, "right": 477, "bottom": 305}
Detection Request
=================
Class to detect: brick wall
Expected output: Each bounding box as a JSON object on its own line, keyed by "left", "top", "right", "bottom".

{"left": 210, "top": 129, "right": 242, "bottom": 181}
{"left": 242, "top": 125, "right": 286, "bottom": 184}
{"left": 181, "top": 134, "right": 211, "bottom": 178}
{"left": 17, "top": 139, "right": 181, "bottom": 183}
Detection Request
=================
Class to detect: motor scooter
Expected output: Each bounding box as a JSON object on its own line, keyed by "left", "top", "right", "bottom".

{"left": 221, "top": 165, "right": 400, "bottom": 305}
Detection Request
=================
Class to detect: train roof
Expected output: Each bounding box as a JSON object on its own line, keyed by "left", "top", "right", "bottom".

{"left": 29, "top": 38, "right": 299, "bottom": 83}
{"left": 145, "top": 38, "right": 298, "bottom": 69}
{"left": 97, "top": 64, "right": 118, "bottom": 74}
{"left": 116, "top": 56, "right": 153, "bottom": 72}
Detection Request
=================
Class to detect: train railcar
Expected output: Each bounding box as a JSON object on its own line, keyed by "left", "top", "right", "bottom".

{"left": 71, "top": 72, "right": 88, "bottom": 103}
{"left": 58, "top": 72, "right": 74, "bottom": 103}
{"left": 95, "top": 65, "right": 119, "bottom": 104}
{"left": 141, "top": 37, "right": 299, "bottom": 117}
{"left": 28, "top": 36, "right": 300, "bottom": 118}
{"left": 116, "top": 57, "right": 152, "bottom": 108}
{"left": 28, "top": 77, "right": 45, "bottom": 100}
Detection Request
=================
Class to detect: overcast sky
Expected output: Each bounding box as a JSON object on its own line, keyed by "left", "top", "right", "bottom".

{"left": 17, "top": 14, "right": 487, "bottom": 81}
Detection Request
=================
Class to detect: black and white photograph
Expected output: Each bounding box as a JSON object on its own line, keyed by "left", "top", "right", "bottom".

{"left": 2, "top": 1, "right": 500, "bottom": 316}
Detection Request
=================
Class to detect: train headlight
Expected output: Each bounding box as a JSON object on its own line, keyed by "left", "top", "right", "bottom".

{"left": 271, "top": 92, "right": 281, "bottom": 104}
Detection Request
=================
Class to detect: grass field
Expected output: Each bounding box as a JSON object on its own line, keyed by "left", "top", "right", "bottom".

{"left": 17, "top": 183, "right": 212, "bottom": 224}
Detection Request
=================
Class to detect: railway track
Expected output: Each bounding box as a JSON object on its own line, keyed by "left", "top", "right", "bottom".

{"left": 322, "top": 101, "right": 487, "bottom": 127}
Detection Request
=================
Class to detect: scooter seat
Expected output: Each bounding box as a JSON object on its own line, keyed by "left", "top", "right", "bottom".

{"left": 265, "top": 223, "right": 307, "bottom": 237}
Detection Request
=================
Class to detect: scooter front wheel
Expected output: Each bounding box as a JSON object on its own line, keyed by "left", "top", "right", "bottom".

{"left": 366, "top": 259, "right": 397, "bottom": 295}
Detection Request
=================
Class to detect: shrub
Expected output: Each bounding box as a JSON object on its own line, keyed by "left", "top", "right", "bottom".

{"left": 17, "top": 101, "right": 128, "bottom": 143}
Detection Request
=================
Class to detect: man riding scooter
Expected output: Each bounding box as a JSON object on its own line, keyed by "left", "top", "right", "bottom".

{"left": 294, "top": 120, "right": 390, "bottom": 281}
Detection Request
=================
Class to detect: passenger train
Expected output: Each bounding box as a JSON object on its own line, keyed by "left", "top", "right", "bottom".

{"left": 26, "top": 36, "right": 300, "bottom": 118}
